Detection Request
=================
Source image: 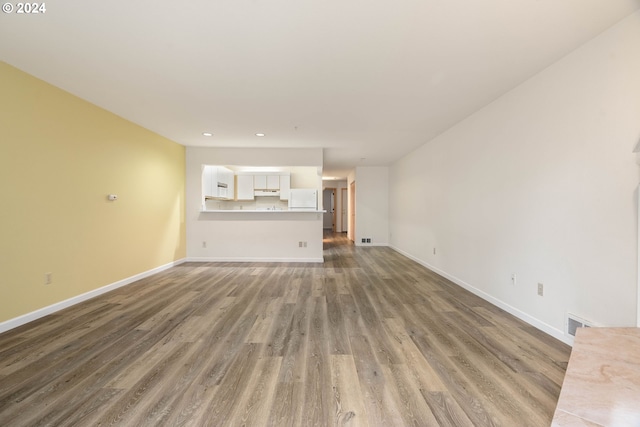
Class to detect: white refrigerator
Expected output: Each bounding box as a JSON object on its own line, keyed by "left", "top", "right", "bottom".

{"left": 288, "top": 189, "right": 317, "bottom": 210}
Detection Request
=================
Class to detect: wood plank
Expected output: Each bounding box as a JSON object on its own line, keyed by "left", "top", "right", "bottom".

{"left": 421, "top": 391, "right": 475, "bottom": 427}
{"left": 195, "top": 343, "right": 264, "bottom": 426}
{"left": 245, "top": 297, "right": 283, "bottom": 344}
{"left": 300, "top": 297, "right": 333, "bottom": 426}
{"left": 409, "top": 332, "right": 502, "bottom": 426}
{"left": 326, "top": 278, "right": 352, "bottom": 355}
{"left": 277, "top": 286, "right": 312, "bottom": 384}
{"left": 227, "top": 356, "right": 282, "bottom": 427}
{"left": 380, "top": 362, "right": 441, "bottom": 425}
{"left": 265, "top": 302, "right": 296, "bottom": 357}
{"left": 330, "top": 355, "right": 369, "bottom": 427}
{"left": 382, "top": 318, "right": 447, "bottom": 392}
{"left": 349, "top": 334, "right": 404, "bottom": 426}
{"left": 267, "top": 382, "right": 305, "bottom": 427}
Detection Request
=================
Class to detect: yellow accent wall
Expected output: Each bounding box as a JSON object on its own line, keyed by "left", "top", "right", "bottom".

{"left": 0, "top": 62, "right": 186, "bottom": 324}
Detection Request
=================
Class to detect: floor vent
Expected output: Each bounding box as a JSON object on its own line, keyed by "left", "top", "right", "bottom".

{"left": 567, "top": 313, "right": 593, "bottom": 337}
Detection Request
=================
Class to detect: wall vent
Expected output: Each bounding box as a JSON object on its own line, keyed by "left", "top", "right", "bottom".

{"left": 566, "top": 313, "right": 593, "bottom": 337}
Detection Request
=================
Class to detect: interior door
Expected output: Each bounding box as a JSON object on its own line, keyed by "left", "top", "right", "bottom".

{"left": 331, "top": 189, "right": 336, "bottom": 232}
{"left": 323, "top": 188, "right": 336, "bottom": 231}
{"left": 341, "top": 188, "right": 348, "bottom": 233}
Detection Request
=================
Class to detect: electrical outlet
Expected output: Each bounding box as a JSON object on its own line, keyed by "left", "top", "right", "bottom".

{"left": 511, "top": 273, "right": 517, "bottom": 285}
{"left": 366, "top": 238, "right": 371, "bottom": 243}
{"left": 303, "top": 241, "right": 307, "bottom": 248}
{"left": 537, "top": 283, "right": 544, "bottom": 296}
{"left": 45, "top": 272, "right": 52, "bottom": 285}
{"left": 361, "top": 238, "right": 366, "bottom": 243}
{"left": 202, "top": 241, "right": 207, "bottom": 248}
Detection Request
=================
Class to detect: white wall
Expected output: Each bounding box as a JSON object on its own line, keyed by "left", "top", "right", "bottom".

{"left": 354, "top": 166, "right": 390, "bottom": 246}
{"left": 186, "top": 147, "right": 324, "bottom": 262}
{"left": 389, "top": 12, "right": 640, "bottom": 343}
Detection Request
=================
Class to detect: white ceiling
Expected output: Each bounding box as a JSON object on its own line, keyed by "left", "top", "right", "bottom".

{"left": 2, "top": 1, "right": 639, "bottom": 178}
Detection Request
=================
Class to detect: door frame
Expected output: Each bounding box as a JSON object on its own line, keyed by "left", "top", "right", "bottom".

{"left": 348, "top": 181, "right": 355, "bottom": 242}
{"left": 341, "top": 188, "right": 348, "bottom": 233}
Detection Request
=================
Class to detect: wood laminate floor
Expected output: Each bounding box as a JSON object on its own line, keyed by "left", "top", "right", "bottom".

{"left": 0, "top": 233, "right": 571, "bottom": 426}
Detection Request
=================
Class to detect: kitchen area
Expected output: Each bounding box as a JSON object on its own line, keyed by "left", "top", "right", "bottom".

{"left": 185, "top": 147, "right": 325, "bottom": 263}
{"left": 201, "top": 166, "right": 319, "bottom": 212}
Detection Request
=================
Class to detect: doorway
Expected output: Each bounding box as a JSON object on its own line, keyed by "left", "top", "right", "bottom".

{"left": 323, "top": 188, "right": 336, "bottom": 232}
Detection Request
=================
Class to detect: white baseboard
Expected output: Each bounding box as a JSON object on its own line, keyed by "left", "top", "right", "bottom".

{"left": 0, "top": 259, "right": 186, "bottom": 334}
{"left": 389, "top": 246, "right": 570, "bottom": 346}
{"left": 186, "top": 257, "right": 324, "bottom": 263}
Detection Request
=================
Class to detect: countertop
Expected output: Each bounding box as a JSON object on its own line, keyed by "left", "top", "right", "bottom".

{"left": 200, "top": 209, "right": 326, "bottom": 213}
{"left": 551, "top": 327, "right": 640, "bottom": 426}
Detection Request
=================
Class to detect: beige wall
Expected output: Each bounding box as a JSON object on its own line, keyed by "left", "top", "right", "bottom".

{"left": 0, "top": 62, "right": 186, "bottom": 324}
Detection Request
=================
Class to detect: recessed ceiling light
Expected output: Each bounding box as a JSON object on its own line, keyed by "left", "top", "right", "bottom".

{"left": 255, "top": 133, "right": 265, "bottom": 137}
{"left": 202, "top": 132, "right": 213, "bottom": 137}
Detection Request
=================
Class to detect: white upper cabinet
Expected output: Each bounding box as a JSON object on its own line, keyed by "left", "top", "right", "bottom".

{"left": 267, "top": 175, "right": 280, "bottom": 190}
{"left": 279, "top": 175, "right": 290, "bottom": 200}
{"left": 236, "top": 174, "right": 254, "bottom": 200}
{"left": 254, "top": 175, "right": 267, "bottom": 190}
{"left": 202, "top": 166, "right": 214, "bottom": 198}
{"left": 202, "top": 165, "right": 234, "bottom": 200}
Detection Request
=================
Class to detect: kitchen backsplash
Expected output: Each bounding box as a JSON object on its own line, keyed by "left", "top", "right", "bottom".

{"left": 204, "top": 197, "right": 289, "bottom": 211}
